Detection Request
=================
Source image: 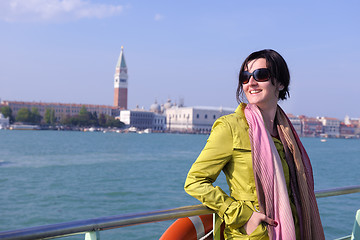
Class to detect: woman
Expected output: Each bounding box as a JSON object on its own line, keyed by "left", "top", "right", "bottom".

{"left": 184, "top": 49, "right": 325, "bottom": 240}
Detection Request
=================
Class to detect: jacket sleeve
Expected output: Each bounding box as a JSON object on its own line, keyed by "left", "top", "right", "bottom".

{"left": 184, "top": 118, "right": 253, "bottom": 229}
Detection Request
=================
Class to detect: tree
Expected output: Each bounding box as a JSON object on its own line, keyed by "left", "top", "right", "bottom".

{"left": 58, "top": 111, "right": 124, "bottom": 128}
{"left": 105, "top": 115, "right": 125, "bottom": 128}
{"left": 90, "top": 112, "right": 99, "bottom": 126}
{"left": 44, "top": 109, "right": 56, "bottom": 125}
{"left": 79, "top": 106, "right": 88, "bottom": 116}
{"left": 50, "top": 109, "right": 56, "bottom": 124}
{"left": 98, "top": 113, "right": 106, "bottom": 126}
{"left": 111, "top": 119, "right": 125, "bottom": 128}
{"left": 78, "top": 106, "right": 90, "bottom": 126}
{"left": 15, "top": 108, "right": 42, "bottom": 124}
{"left": 16, "top": 108, "right": 31, "bottom": 123}
{"left": 60, "top": 115, "right": 73, "bottom": 126}
{"left": 31, "top": 108, "right": 42, "bottom": 124}
{"left": 1, "top": 106, "right": 14, "bottom": 123}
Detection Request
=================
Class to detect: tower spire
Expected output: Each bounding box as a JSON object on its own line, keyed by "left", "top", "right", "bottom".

{"left": 114, "top": 46, "right": 128, "bottom": 109}
{"left": 116, "top": 46, "right": 127, "bottom": 69}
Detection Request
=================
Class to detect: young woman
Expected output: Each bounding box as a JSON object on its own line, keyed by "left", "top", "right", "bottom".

{"left": 184, "top": 49, "right": 324, "bottom": 240}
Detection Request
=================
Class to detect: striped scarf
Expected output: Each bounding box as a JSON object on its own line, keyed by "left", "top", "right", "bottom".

{"left": 244, "top": 104, "right": 325, "bottom": 240}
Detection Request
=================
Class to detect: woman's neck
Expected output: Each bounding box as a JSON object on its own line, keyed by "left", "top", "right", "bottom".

{"left": 259, "top": 105, "right": 278, "bottom": 136}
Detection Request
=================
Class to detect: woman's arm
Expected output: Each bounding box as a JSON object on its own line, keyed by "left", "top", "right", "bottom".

{"left": 184, "top": 118, "right": 253, "bottom": 229}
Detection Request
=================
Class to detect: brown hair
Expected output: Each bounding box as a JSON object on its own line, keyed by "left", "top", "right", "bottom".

{"left": 236, "top": 49, "right": 290, "bottom": 103}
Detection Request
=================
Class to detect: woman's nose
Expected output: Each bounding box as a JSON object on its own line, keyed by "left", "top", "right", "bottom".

{"left": 248, "top": 76, "right": 258, "bottom": 85}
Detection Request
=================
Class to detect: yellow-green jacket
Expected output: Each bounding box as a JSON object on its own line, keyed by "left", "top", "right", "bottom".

{"left": 184, "top": 104, "right": 294, "bottom": 239}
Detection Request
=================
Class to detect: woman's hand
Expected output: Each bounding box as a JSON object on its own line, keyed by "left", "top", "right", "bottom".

{"left": 243, "top": 211, "right": 278, "bottom": 235}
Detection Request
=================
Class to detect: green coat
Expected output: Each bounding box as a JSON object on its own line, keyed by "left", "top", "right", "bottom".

{"left": 184, "top": 104, "right": 296, "bottom": 239}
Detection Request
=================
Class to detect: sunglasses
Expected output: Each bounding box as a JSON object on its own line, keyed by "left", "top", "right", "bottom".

{"left": 239, "top": 68, "right": 271, "bottom": 84}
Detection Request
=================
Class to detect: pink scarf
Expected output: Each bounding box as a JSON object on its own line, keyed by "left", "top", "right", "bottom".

{"left": 244, "top": 103, "right": 325, "bottom": 240}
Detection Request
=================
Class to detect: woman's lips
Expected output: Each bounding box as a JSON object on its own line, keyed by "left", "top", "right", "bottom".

{"left": 250, "top": 89, "right": 262, "bottom": 94}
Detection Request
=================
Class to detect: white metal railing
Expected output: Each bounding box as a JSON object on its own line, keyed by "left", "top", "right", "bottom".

{"left": 0, "top": 185, "right": 359, "bottom": 240}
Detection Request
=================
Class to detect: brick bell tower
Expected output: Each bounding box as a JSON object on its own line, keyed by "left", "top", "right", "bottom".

{"left": 114, "top": 46, "right": 128, "bottom": 109}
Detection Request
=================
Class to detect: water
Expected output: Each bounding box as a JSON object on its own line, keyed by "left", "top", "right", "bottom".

{"left": 0, "top": 130, "right": 359, "bottom": 239}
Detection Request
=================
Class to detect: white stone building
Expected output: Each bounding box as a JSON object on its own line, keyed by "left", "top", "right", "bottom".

{"left": 0, "top": 113, "right": 10, "bottom": 129}
{"left": 165, "top": 106, "right": 234, "bottom": 133}
{"left": 119, "top": 99, "right": 234, "bottom": 133}
{"left": 119, "top": 107, "right": 166, "bottom": 131}
{"left": 318, "top": 117, "right": 341, "bottom": 137}
{"left": 153, "top": 114, "right": 166, "bottom": 131}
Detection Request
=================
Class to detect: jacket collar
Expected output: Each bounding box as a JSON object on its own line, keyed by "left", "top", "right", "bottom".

{"left": 235, "top": 102, "right": 247, "bottom": 118}
{"left": 232, "top": 103, "right": 251, "bottom": 150}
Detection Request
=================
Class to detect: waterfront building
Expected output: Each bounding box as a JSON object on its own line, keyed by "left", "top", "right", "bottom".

{"left": 287, "top": 113, "right": 302, "bottom": 136}
{"left": 2, "top": 47, "right": 129, "bottom": 122}
{"left": 119, "top": 107, "right": 166, "bottom": 131}
{"left": 150, "top": 100, "right": 167, "bottom": 131}
{"left": 153, "top": 114, "right": 166, "bottom": 131}
{"left": 299, "top": 116, "right": 323, "bottom": 137}
{"left": 165, "top": 104, "right": 234, "bottom": 133}
{"left": 119, "top": 98, "right": 234, "bottom": 133}
{"left": 0, "top": 113, "right": 9, "bottom": 129}
{"left": 1, "top": 100, "right": 119, "bottom": 122}
{"left": 114, "top": 46, "right": 128, "bottom": 109}
{"left": 340, "top": 123, "right": 357, "bottom": 138}
{"left": 318, "top": 117, "right": 341, "bottom": 137}
{"left": 344, "top": 115, "right": 360, "bottom": 127}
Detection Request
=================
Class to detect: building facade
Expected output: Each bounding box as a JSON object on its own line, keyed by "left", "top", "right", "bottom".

{"left": 165, "top": 106, "right": 234, "bottom": 133}
{"left": 299, "top": 116, "right": 323, "bottom": 137}
{"left": 119, "top": 108, "right": 166, "bottom": 131}
{"left": 0, "top": 113, "right": 9, "bottom": 129}
{"left": 2, "top": 100, "right": 119, "bottom": 122}
{"left": 340, "top": 123, "right": 356, "bottom": 137}
{"left": 318, "top": 117, "right": 340, "bottom": 137}
{"left": 118, "top": 100, "right": 234, "bottom": 134}
{"left": 153, "top": 113, "right": 166, "bottom": 131}
{"left": 344, "top": 115, "right": 360, "bottom": 128}
{"left": 114, "top": 46, "right": 128, "bottom": 109}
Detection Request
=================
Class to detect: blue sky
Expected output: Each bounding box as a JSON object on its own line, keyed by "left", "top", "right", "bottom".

{"left": 1, "top": 0, "right": 359, "bottom": 119}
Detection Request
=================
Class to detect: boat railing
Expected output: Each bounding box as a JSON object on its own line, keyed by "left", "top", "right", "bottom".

{"left": 0, "top": 185, "right": 359, "bottom": 240}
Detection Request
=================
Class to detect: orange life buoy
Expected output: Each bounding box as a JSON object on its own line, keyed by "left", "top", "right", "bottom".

{"left": 160, "top": 214, "right": 224, "bottom": 240}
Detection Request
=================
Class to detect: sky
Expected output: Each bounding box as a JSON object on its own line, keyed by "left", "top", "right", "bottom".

{"left": 1, "top": 0, "right": 360, "bottom": 119}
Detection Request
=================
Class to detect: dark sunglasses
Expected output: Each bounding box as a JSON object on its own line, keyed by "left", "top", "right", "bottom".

{"left": 239, "top": 68, "right": 271, "bottom": 84}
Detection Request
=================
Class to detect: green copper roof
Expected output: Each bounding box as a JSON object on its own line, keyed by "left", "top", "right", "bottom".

{"left": 116, "top": 47, "right": 127, "bottom": 68}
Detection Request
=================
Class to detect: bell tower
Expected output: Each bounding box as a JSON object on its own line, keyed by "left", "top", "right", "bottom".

{"left": 114, "top": 46, "right": 128, "bottom": 109}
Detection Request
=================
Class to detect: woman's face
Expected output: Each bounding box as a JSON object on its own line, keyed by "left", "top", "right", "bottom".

{"left": 243, "top": 58, "right": 282, "bottom": 110}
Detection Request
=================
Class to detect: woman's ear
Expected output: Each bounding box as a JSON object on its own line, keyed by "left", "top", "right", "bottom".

{"left": 278, "top": 85, "right": 284, "bottom": 91}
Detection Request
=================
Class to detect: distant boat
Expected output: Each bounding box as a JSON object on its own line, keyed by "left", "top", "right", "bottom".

{"left": 128, "top": 127, "right": 137, "bottom": 133}
{"left": 321, "top": 139, "right": 327, "bottom": 142}
{"left": 87, "top": 127, "right": 96, "bottom": 132}
{"left": 10, "top": 124, "right": 40, "bottom": 130}
{"left": 137, "top": 128, "right": 152, "bottom": 134}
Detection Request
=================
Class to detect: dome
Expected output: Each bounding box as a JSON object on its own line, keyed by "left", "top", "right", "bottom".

{"left": 164, "top": 99, "right": 173, "bottom": 109}
{"left": 150, "top": 100, "right": 161, "bottom": 113}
